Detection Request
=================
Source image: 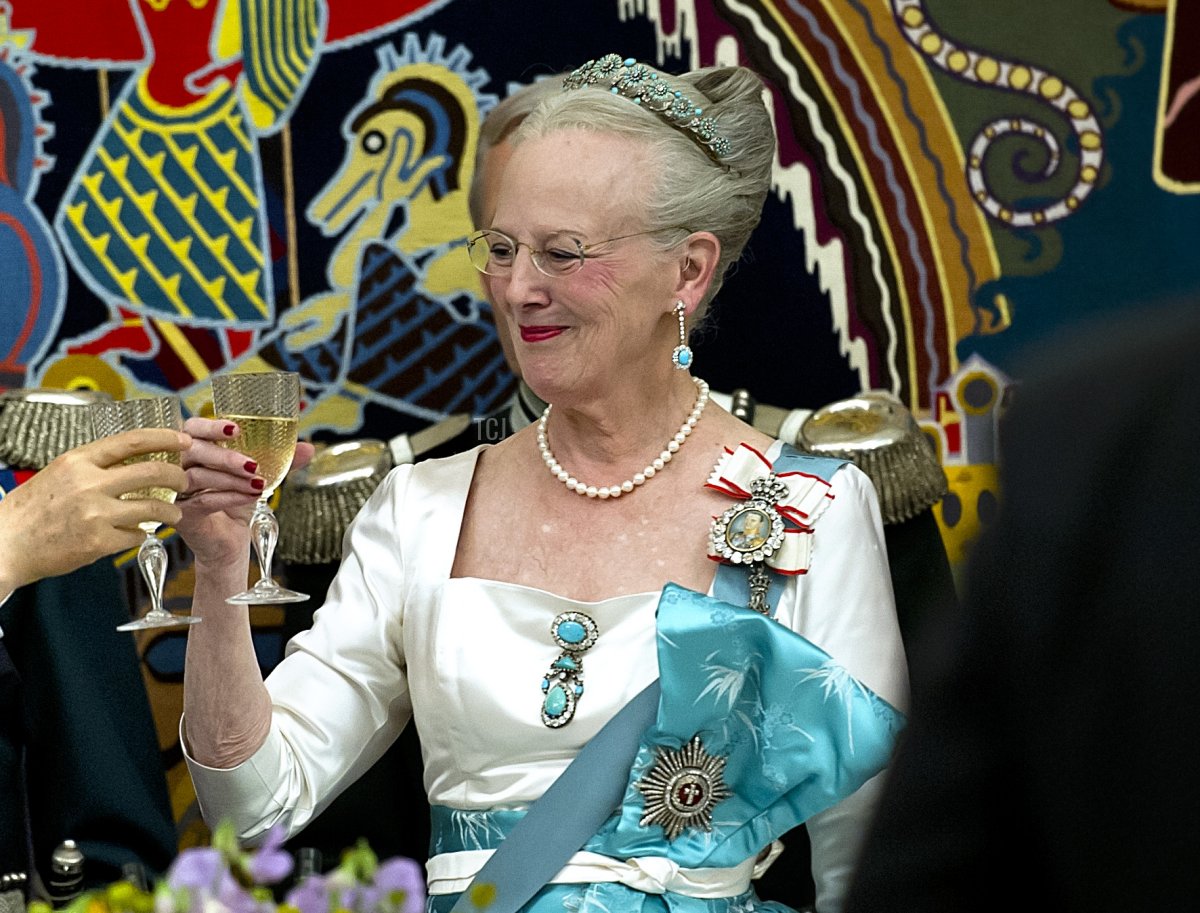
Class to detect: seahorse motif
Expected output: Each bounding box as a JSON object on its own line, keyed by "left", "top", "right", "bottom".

{"left": 891, "top": 0, "right": 1105, "bottom": 227}
{"left": 262, "top": 35, "right": 514, "bottom": 432}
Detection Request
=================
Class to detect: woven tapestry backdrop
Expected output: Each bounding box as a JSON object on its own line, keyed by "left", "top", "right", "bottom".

{"left": 2, "top": 0, "right": 1198, "bottom": 846}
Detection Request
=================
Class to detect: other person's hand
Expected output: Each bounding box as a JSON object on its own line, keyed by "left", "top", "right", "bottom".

{"left": 0, "top": 428, "right": 191, "bottom": 596}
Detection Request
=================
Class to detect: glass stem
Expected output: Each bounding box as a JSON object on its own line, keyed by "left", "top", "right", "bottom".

{"left": 138, "top": 532, "right": 169, "bottom": 617}
{"left": 249, "top": 498, "right": 279, "bottom": 587}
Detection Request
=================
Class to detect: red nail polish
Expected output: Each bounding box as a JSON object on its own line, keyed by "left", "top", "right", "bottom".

{"left": 244, "top": 460, "right": 258, "bottom": 473}
{"left": 223, "top": 424, "right": 236, "bottom": 436}
{"left": 251, "top": 478, "right": 265, "bottom": 491}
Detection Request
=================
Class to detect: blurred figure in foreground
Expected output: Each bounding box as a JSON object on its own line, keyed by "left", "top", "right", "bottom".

{"left": 845, "top": 304, "right": 1200, "bottom": 911}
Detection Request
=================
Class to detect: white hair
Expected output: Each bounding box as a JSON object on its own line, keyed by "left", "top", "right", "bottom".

{"left": 514, "top": 64, "right": 775, "bottom": 320}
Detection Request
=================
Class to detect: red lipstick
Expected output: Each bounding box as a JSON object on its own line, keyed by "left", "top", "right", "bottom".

{"left": 520, "top": 326, "right": 567, "bottom": 342}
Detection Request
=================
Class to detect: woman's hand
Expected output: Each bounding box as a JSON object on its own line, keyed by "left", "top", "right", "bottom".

{"left": 175, "top": 417, "right": 315, "bottom": 568}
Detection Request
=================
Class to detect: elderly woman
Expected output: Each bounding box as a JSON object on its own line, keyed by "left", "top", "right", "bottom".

{"left": 178, "top": 56, "right": 908, "bottom": 913}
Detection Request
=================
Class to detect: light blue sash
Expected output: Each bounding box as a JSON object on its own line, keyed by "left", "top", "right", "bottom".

{"left": 449, "top": 448, "right": 896, "bottom": 912}
{"left": 447, "top": 679, "right": 662, "bottom": 913}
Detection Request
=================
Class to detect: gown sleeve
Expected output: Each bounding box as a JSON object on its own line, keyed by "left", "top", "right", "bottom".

{"left": 784, "top": 463, "right": 909, "bottom": 912}
{"left": 185, "top": 463, "right": 416, "bottom": 842}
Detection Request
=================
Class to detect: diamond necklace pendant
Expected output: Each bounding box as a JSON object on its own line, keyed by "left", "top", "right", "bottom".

{"left": 540, "top": 611, "right": 599, "bottom": 728}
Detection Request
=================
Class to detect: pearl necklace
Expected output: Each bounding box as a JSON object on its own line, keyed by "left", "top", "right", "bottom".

{"left": 537, "top": 377, "right": 710, "bottom": 499}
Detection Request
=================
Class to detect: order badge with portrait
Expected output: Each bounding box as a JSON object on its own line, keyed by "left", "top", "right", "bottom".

{"left": 712, "top": 503, "right": 785, "bottom": 563}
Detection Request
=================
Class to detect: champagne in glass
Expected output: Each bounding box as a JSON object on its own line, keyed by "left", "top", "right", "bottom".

{"left": 90, "top": 396, "right": 199, "bottom": 632}
{"left": 212, "top": 371, "right": 309, "bottom": 604}
{"left": 121, "top": 449, "right": 184, "bottom": 509}
{"left": 214, "top": 415, "right": 298, "bottom": 497}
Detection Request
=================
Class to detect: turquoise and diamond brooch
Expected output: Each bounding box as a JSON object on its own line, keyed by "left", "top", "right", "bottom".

{"left": 540, "top": 611, "right": 599, "bottom": 728}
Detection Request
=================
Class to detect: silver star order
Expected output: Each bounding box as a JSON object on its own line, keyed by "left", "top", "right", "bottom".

{"left": 636, "top": 735, "right": 732, "bottom": 841}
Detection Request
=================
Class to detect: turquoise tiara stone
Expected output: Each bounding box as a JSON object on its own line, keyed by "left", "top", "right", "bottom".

{"left": 563, "top": 53, "right": 734, "bottom": 162}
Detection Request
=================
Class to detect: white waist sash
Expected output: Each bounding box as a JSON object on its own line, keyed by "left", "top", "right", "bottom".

{"left": 426, "top": 849, "right": 761, "bottom": 898}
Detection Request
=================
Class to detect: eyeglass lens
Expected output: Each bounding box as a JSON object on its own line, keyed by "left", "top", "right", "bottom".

{"left": 467, "top": 231, "right": 585, "bottom": 277}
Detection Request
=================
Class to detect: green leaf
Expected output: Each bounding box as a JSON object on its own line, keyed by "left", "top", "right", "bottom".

{"left": 337, "top": 838, "right": 378, "bottom": 881}
{"left": 211, "top": 819, "right": 243, "bottom": 860}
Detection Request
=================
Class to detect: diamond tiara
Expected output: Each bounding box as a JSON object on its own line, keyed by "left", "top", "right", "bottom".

{"left": 562, "top": 54, "right": 733, "bottom": 161}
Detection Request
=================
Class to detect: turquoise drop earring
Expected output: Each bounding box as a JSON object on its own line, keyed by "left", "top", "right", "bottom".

{"left": 671, "top": 301, "right": 693, "bottom": 370}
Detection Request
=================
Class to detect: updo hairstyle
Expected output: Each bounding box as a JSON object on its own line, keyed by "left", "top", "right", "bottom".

{"left": 514, "top": 63, "right": 776, "bottom": 320}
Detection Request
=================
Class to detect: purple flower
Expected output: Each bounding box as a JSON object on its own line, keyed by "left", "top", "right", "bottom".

{"left": 166, "top": 848, "right": 262, "bottom": 913}
{"left": 71, "top": 815, "right": 428, "bottom": 913}
{"left": 168, "top": 848, "right": 225, "bottom": 893}
{"left": 216, "top": 871, "right": 260, "bottom": 913}
{"left": 375, "top": 858, "right": 424, "bottom": 913}
{"left": 284, "top": 874, "right": 330, "bottom": 913}
{"left": 354, "top": 884, "right": 382, "bottom": 912}
{"left": 157, "top": 822, "right": 423, "bottom": 913}
{"left": 334, "top": 884, "right": 359, "bottom": 910}
{"left": 247, "top": 826, "right": 294, "bottom": 885}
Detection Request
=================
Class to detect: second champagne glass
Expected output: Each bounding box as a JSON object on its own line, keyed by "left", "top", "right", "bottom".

{"left": 212, "top": 371, "right": 309, "bottom": 605}
{"left": 90, "top": 395, "right": 200, "bottom": 631}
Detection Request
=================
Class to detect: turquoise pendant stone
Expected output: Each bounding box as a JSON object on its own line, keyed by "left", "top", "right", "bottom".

{"left": 678, "top": 349, "right": 691, "bottom": 366}
{"left": 552, "top": 656, "right": 579, "bottom": 671}
{"left": 543, "top": 684, "right": 568, "bottom": 719}
{"left": 557, "top": 620, "right": 587, "bottom": 645}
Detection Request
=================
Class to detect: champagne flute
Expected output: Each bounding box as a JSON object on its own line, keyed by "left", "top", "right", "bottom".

{"left": 212, "top": 370, "right": 309, "bottom": 604}
{"left": 90, "top": 396, "right": 200, "bottom": 632}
